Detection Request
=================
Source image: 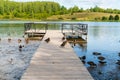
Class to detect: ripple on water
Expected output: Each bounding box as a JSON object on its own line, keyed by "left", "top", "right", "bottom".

{"left": 0, "top": 38, "right": 40, "bottom": 80}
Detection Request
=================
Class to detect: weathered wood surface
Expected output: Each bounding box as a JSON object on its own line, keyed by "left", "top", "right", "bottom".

{"left": 21, "top": 30, "right": 93, "bottom": 80}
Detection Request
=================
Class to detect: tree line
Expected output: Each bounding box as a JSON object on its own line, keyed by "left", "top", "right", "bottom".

{"left": 102, "top": 15, "right": 119, "bottom": 21}
{"left": 0, "top": 0, "right": 120, "bottom": 20}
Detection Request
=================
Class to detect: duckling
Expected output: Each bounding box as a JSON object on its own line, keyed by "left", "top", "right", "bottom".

{"left": 45, "top": 38, "right": 50, "bottom": 43}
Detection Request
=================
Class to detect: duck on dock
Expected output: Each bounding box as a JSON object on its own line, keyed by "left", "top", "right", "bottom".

{"left": 45, "top": 38, "right": 50, "bottom": 43}
{"left": 60, "top": 40, "right": 67, "bottom": 47}
{"left": 62, "top": 37, "right": 65, "bottom": 41}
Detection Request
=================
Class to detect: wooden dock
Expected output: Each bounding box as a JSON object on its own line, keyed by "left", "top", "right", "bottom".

{"left": 21, "top": 30, "right": 93, "bottom": 80}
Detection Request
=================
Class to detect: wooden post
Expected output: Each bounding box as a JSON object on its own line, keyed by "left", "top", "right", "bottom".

{"left": 71, "top": 24, "right": 73, "bottom": 34}
{"left": 61, "top": 24, "right": 63, "bottom": 33}
{"left": 45, "top": 23, "right": 48, "bottom": 33}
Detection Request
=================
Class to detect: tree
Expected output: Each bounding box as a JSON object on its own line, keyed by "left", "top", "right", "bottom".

{"left": 114, "top": 15, "right": 119, "bottom": 21}
{"left": 72, "top": 6, "right": 79, "bottom": 12}
{"left": 109, "top": 15, "right": 114, "bottom": 21}
{"left": 59, "top": 6, "right": 67, "bottom": 15}
{"left": 102, "top": 16, "right": 107, "bottom": 21}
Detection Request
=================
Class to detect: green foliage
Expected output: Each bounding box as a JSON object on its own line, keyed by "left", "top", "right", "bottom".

{"left": 0, "top": 0, "right": 120, "bottom": 21}
{"left": 71, "top": 17, "right": 76, "bottom": 20}
{"left": 114, "top": 15, "right": 119, "bottom": 21}
{"left": 58, "top": 17, "right": 63, "bottom": 20}
{"left": 109, "top": 15, "right": 114, "bottom": 21}
{"left": 102, "top": 16, "right": 107, "bottom": 21}
{"left": 0, "top": 0, "right": 61, "bottom": 20}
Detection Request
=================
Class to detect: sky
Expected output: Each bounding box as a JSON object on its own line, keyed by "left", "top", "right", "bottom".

{"left": 12, "top": 0, "right": 120, "bottom": 9}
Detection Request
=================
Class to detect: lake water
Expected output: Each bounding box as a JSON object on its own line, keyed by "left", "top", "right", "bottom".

{"left": 0, "top": 21, "right": 120, "bottom": 80}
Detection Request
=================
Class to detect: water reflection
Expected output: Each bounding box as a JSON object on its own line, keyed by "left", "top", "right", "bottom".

{"left": 73, "top": 25, "right": 120, "bottom": 80}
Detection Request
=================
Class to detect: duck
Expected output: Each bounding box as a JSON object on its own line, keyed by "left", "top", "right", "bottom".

{"left": 118, "top": 53, "right": 120, "bottom": 56}
{"left": 25, "top": 38, "right": 29, "bottom": 44}
{"left": 98, "top": 56, "right": 105, "bottom": 61}
{"left": 8, "top": 38, "right": 11, "bottom": 42}
{"left": 99, "top": 61, "right": 107, "bottom": 64}
{"left": 93, "top": 52, "right": 101, "bottom": 55}
{"left": 79, "top": 56, "right": 86, "bottom": 60}
{"left": 60, "top": 40, "right": 67, "bottom": 47}
{"left": 62, "top": 37, "right": 65, "bottom": 41}
{"left": 19, "top": 45, "right": 24, "bottom": 51}
{"left": 18, "top": 39, "right": 22, "bottom": 43}
{"left": 45, "top": 38, "right": 50, "bottom": 43}
{"left": 79, "top": 56, "right": 86, "bottom": 64}
{"left": 87, "top": 61, "right": 97, "bottom": 67}
{"left": 116, "top": 60, "right": 120, "bottom": 65}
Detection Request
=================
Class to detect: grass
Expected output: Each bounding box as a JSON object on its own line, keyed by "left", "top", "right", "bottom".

{"left": 47, "top": 12, "right": 120, "bottom": 21}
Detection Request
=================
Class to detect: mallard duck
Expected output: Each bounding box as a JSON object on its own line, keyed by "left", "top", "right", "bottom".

{"left": 8, "top": 38, "right": 11, "bottom": 42}
{"left": 19, "top": 45, "right": 24, "bottom": 51}
{"left": 118, "top": 53, "right": 120, "bottom": 56}
{"left": 87, "top": 61, "right": 97, "bottom": 67}
{"left": 60, "top": 41, "right": 67, "bottom": 47}
{"left": 18, "top": 39, "right": 22, "bottom": 43}
{"left": 116, "top": 60, "right": 120, "bottom": 65}
{"left": 45, "top": 38, "right": 50, "bottom": 43}
{"left": 98, "top": 56, "right": 105, "bottom": 61}
{"left": 99, "top": 61, "right": 106, "bottom": 64}
{"left": 93, "top": 52, "right": 101, "bottom": 55}
{"left": 62, "top": 37, "right": 65, "bottom": 41}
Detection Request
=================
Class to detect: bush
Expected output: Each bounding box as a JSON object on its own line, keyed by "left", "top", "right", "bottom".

{"left": 102, "top": 16, "right": 107, "bottom": 21}
{"left": 114, "top": 15, "right": 119, "bottom": 21}
{"left": 71, "top": 17, "right": 76, "bottom": 20}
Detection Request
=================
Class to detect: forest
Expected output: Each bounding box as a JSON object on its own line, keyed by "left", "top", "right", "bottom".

{"left": 0, "top": 0, "right": 120, "bottom": 21}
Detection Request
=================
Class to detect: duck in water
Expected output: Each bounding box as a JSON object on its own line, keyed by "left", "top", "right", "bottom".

{"left": 18, "top": 39, "right": 22, "bottom": 43}
{"left": 19, "top": 45, "right": 24, "bottom": 51}
{"left": 8, "top": 38, "right": 11, "bottom": 42}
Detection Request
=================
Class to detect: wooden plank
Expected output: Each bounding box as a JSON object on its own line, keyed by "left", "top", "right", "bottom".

{"left": 21, "top": 30, "right": 93, "bottom": 80}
